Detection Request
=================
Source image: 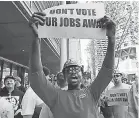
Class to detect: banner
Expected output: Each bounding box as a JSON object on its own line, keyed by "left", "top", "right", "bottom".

{"left": 107, "top": 89, "right": 130, "bottom": 106}
{"left": 38, "top": 3, "right": 106, "bottom": 39}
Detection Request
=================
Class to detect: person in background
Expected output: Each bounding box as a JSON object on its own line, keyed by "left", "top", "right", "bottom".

{"left": 99, "top": 80, "right": 114, "bottom": 118}
{"left": 29, "top": 12, "right": 115, "bottom": 118}
{"left": 0, "top": 75, "right": 24, "bottom": 118}
{"left": 51, "top": 74, "right": 56, "bottom": 85}
{"left": 82, "top": 72, "right": 92, "bottom": 88}
{"left": 56, "top": 72, "right": 68, "bottom": 90}
{"left": 112, "top": 72, "right": 131, "bottom": 89}
{"left": 102, "top": 72, "right": 131, "bottom": 118}
{"left": 122, "top": 78, "right": 128, "bottom": 84}
{"left": 15, "top": 76, "right": 26, "bottom": 93}
{"left": 128, "top": 74, "right": 139, "bottom": 118}
{"left": 21, "top": 66, "right": 53, "bottom": 118}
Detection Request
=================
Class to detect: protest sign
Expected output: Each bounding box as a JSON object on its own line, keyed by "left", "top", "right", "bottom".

{"left": 38, "top": 3, "right": 106, "bottom": 39}
{"left": 107, "top": 89, "right": 130, "bottom": 106}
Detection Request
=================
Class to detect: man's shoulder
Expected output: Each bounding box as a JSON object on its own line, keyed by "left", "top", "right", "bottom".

{"left": 0, "top": 87, "right": 8, "bottom": 95}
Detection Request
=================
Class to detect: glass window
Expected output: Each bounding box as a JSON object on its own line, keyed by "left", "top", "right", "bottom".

{"left": 12, "top": 65, "right": 18, "bottom": 77}
{"left": 3, "top": 61, "right": 11, "bottom": 79}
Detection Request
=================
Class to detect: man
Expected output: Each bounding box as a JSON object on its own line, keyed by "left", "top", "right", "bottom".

{"left": 56, "top": 72, "right": 68, "bottom": 90}
{"left": 21, "top": 66, "right": 53, "bottom": 118}
{"left": 0, "top": 75, "right": 24, "bottom": 118}
{"left": 102, "top": 72, "right": 131, "bottom": 118}
{"left": 99, "top": 80, "right": 114, "bottom": 118}
{"left": 82, "top": 72, "right": 92, "bottom": 88}
{"left": 29, "top": 12, "right": 115, "bottom": 118}
{"left": 112, "top": 72, "right": 131, "bottom": 89}
{"left": 15, "top": 76, "right": 26, "bottom": 93}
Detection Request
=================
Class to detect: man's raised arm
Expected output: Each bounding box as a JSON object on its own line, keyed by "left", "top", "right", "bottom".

{"left": 29, "top": 12, "right": 58, "bottom": 108}
{"left": 90, "top": 16, "right": 116, "bottom": 102}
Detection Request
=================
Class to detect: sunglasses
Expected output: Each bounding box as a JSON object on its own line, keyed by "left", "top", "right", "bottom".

{"left": 65, "top": 66, "right": 81, "bottom": 74}
{"left": 114, "top": 74, "right": 121, "bottom": 77}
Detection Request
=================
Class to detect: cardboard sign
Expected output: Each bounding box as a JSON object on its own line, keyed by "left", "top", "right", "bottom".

{"left": 38, "top": 3, "right": 106, "bottom": 39}
{"left": 107, "top": 89, "right": 130, "bottom": 106}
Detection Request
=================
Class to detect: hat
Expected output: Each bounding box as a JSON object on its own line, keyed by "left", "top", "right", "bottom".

{"left": 63, "top": 59, "right": 81, "bottom": 70}
{"left": 4, "top": 75, "right": 16, "bottom": 83}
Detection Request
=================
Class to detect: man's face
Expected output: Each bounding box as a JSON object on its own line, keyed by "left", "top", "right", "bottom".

{"left": 57, "top": 73, "right": 67, "bottom": 87}
{"left": 5, "top": 78, "right": 15, "bottom": 89}
{"left": 83, "top": 76, "right": 91, "bottom": 87}
{"left": 64, "top": 65, "right": 82, "bottom": 86}
{"left": 113, "top": 74, "right": 122, "bottom": 84}
{"left": 15, "top": 80, "right": 21, "bottom": 87}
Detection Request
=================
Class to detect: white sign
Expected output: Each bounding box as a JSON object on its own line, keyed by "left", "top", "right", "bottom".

{"left": 107, "top": 89, "right": 130, "bottom": 106}
{"left": 38, "top": 3, "right": 106, "bottom": 39}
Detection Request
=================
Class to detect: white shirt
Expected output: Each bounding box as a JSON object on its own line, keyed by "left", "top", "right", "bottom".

{"left": 21, "top": 87, "right": 53, "bottom": 118}
{"left": 21, "top": 87, "right": 43, "bottom": 116}
{"left": 105, "top": 83, "right": 131, "bottom": 118}
{"left": 110, "top": 83, "right": 131, "bottom": 90}
{"left": 0, "top": 97, "right": 14, "bottom": 118}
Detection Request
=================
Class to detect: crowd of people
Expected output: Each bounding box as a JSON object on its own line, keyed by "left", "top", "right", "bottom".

{"left": 0, "top": 11, "right": 138, "bottom": 118}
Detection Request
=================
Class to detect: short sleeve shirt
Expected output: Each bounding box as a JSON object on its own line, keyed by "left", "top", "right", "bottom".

{"left": 31, "top": 66, "right": 112, "bottom": 118}
{"left": 104, "top": 83, "right": 131, "bottom": 118}
{"left": 21, "top": 87, "right": 43, "bottom": 116}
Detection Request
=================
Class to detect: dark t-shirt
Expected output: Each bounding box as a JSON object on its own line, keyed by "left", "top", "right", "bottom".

{"left": 0, "top": 87, "right": 24, "bottom": 117}
{"left": 31, "top": 66, "right": 113, "bottom": 118}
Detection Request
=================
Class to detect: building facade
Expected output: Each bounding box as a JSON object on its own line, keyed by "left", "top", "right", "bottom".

{"left": 68, "top": 39, "right": 82, "bottom": 64}
{"left": 0, "top": 1, "right": 65, "bottom": 87}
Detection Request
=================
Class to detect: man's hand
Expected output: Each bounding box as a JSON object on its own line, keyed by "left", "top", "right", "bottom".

{"left": 98, "top": 16, "right": 116, "bottom": 40}
{"left": 29, "top": 12, "right": 46, "bottom": 37}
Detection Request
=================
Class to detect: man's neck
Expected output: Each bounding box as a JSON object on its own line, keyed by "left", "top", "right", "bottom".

{"left": 68, "top": 84, "right": 81, "bottom": 90}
